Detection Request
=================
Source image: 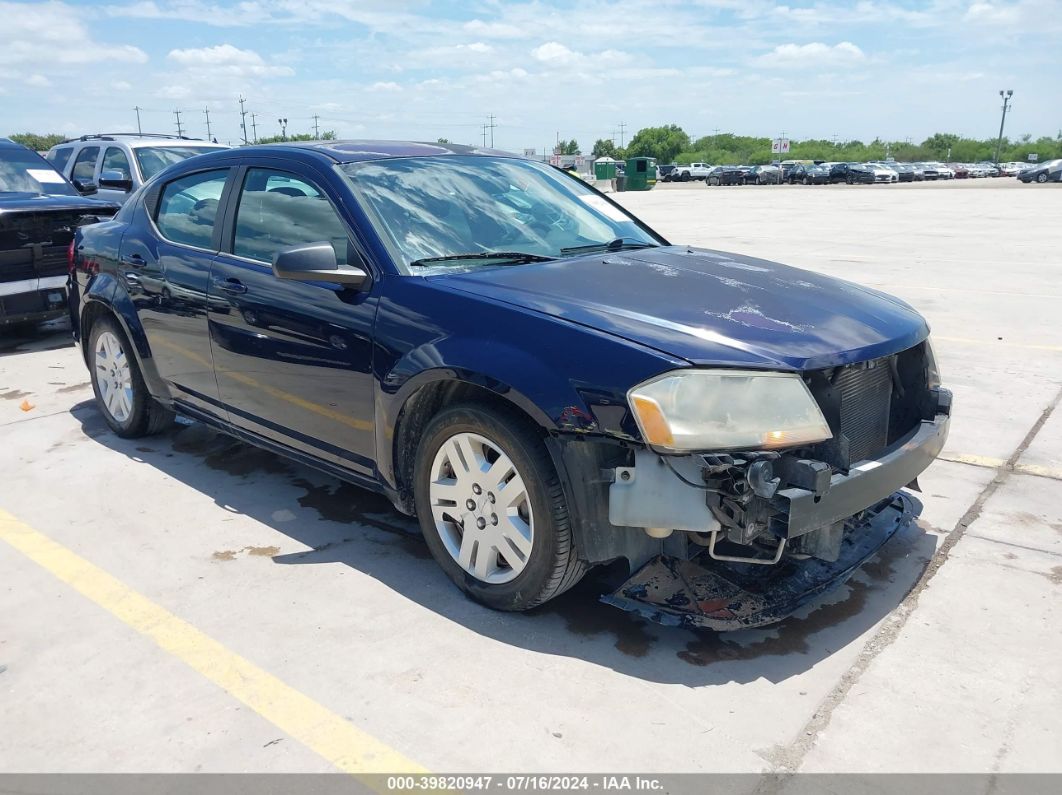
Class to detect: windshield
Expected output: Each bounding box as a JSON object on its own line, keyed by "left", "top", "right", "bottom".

{"left": 135, "top": 146, "right": 225, "bottom": 180}
{"left": 341, "top": 156, "right": 659, "bottom": 272}
{"left": 0, "top": 146, "right": 78, "bottom": 196}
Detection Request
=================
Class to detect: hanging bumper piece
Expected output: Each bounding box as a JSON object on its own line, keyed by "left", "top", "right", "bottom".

{"left": 601, "top": 491, "right": 917, "bottom": 631}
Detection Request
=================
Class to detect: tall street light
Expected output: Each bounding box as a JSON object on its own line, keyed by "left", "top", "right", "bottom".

{"left": 994, "top": 90, "right": 1013, "bottom": 164}
{"left": 278, "top": 117, "right": 288, "bottom": 141}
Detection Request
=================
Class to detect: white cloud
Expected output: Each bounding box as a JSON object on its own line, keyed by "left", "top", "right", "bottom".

{"left": 26, "top": 74, "right": 51, "bottom": 87}
{"left": 112, "top": 80, "right": 133, "bottom": 91}
{"left": 531, "top": 41, "right": 632, "bottom": 68}
{"left": 964, "top": 2, "right": 1020, "bottom": 24}
{"left": 463, "top": 19, "right": 524, "bottom": 39}
{"left": 0, "top": 1, "right": 148, "bottom": 66}
{"left": 167, "top": 44, "right": 294, "bottom": 77}
{"left": 755, "top": 41, "right": 867, "bottom": 69}
{"left": 368, "top": 81, "right": 402, "bottom": 92}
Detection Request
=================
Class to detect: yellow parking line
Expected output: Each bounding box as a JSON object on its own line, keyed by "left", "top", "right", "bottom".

{"left": 934, "top": 335, "right": 1062, "bottom": 353}
{"left": 939, "top": 452, "right": 1007, "bottom": 469}
{"left": 938, "top": 453, "right": 1062, "bottom": 481}
{"left": 0, "top": 508, "right": 425, "bottom": 781}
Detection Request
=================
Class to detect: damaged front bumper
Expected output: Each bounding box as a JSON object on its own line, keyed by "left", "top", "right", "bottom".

{"left": 602, "top": 399, "right": 949, "bottom": 629}
{"left": 603, "top": 492, "right": 916, "bottom": 630}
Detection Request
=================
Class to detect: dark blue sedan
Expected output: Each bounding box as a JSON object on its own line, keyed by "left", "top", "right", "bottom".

{"left": 70, "top": 141, "right": 950, "bottom": 627}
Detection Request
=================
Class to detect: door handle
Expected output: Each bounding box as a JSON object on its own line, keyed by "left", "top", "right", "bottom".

{"left": 214, "top": 277, "right": 248, "bottom": 295}
{"left": 121, "top": 253, "right": 146, "bottom": 269}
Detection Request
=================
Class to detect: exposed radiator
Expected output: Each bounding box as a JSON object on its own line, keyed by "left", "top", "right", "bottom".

{"left": 836, "top": 360, "right": 892, "bottom": 463}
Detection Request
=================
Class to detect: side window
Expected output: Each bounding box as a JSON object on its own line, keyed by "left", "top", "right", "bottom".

{"left": 71, "top": 146, "right": 100, "bottom": 183}
{"left": 102, "top": 146, "right": 132, "bottom": 179}
{"left": 233, "top": 168, "right": 351, "bottom": 265}
{"left": 155, "top": 169, "right": 229, "bottom": 249}
{"left": 48, "top": 147, "right": 73, "bottom": 172}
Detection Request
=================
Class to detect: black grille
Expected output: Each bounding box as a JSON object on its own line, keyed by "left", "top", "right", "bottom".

{"left": 836, "top": 361, "right": 892, "bottom": 462}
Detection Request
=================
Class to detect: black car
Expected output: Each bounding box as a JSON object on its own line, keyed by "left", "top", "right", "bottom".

{"left": 0, "top": 138, "right": 118, "bottom": 329}
{"left": 705, "top": 165, "right": 747, "bottom": 186}
{"left": 1018, "top": 159, "right": 1062, "bottom": 183}
{"left": 884, "top": 163, "right": 915, "bottom": 182}
{"left": 787, "top": 164, "right": 830, "bottom": 185}
{"left": 69, "top": 140, "right": 949, "bottom": 627}
{"left": 829, "top": 162, "right": 875, "bottom": 184}
{"left": 745, "top": 165, "right": 781, "bottom": 185}
{"left": 658, "top": 164, "right": 678, "bottom": 182}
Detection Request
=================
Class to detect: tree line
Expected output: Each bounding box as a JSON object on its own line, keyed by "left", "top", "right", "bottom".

{"left": 591, "top": 127, "right": 1062, "bottom": 165}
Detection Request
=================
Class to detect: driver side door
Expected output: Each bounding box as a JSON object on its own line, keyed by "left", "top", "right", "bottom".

{"left": 207, "top": 164, "right": 379, "bottom": 477}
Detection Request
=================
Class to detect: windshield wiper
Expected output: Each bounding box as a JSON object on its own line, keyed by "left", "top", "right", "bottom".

{"left": 560, "top": 238, "right": 659, "bottom": 255}
{"left": 409, "top": 251, "right": 554, "bottom": 267}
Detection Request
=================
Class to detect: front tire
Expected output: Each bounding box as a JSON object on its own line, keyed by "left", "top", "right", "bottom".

{"left": 89, "top": 316, "right": 174, "bottom": 438}
{"left": 413, "top": 403, "right": 586, "bottom": 611}
{"left": 1037, "top": 172, "right": 1048, "bottom": 183}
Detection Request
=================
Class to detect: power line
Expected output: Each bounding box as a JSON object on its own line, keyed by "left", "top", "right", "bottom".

{"left": 238, "top": 95, "right": 248, "bottom": 145}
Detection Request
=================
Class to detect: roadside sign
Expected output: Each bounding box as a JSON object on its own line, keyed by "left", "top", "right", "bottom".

{"left": 1028, "top": 153, "right": 1039, "bottom": 162}
{"left": 772, "top": 138, "right": 790, "bottom": 154}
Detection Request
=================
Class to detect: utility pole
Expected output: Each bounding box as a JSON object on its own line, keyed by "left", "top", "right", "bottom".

{"left": 312, "top": 114, "right": 320, "bottom": 140}
{"left": 994, "top": 89, "right": 1014, "bottom": 164}
{"left": 486, "top": 114, "right": 496, "bottom": 148}
{"left": 174, "top": 109, "right": 184, "bottom": 137}
{"left": 203, "top": 107, "right": 212, "bottom": 141}
{"left": 277, "top": 118, "right": 288, "bottom": 141}
{"left": 617, "top": 121, "right": 627, "bottom": 148}
{"left": 238, "top": 95, "right": 248, "bottom": 145}
{"left": 134, "top": 106, "right": 143, "bottom": 135}
{"left": 250, "top": 113, "right": 258, "bottom": 144}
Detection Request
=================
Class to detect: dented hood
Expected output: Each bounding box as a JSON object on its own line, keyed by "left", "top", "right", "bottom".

{"left": 432, "top": 246, "right": 929, "bottom": 370}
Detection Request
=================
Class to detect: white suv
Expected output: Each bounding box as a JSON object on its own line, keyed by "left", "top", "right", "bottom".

{"left": 46, "top": 134, "right": 228, "bottom": 204}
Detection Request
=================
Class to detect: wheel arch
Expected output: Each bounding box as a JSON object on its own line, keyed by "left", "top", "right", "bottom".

{"left": 384, "top": 374, "right": 555, "bottom": 515}
{"left": 79, "top": 286, "right": 169, "bottom": 400}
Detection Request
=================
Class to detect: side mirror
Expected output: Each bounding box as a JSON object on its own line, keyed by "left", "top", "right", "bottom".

{"left": 99, "top": 170, "right": 133, "bottom": 192}
{"left": 272, "top": 242, "right": 368, "bottom": 288}
{"left": 73, "top": 179, "right": 98, "bottom": 196}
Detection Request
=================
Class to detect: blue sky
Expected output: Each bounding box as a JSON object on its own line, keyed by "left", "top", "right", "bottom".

{"left": 2, "top": 0, "right": 1058, "bottom": 150}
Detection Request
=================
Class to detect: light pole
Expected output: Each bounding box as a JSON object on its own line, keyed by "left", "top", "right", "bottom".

{"left": 994, "top": 90, "right": 1013, "bottom": 164}
{"left": 278, "top": 117, "right": 288, "bottom": 141}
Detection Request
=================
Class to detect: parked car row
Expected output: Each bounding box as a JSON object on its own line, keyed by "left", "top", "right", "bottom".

{"left": 695, "top": 159, "right": 1051, "bottom": 186}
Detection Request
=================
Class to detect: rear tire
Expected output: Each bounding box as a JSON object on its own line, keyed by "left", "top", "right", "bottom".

{"left": 413, "top": 402, "right": 586, "bottom": 611}
{"left": 88, "top": 315, "right": 174, "bottom": 438}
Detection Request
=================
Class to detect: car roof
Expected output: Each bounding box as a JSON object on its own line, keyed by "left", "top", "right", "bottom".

{"left": 52, "top": 135, "right": 228, "bottom": 150}
{"left": 224, "top": 140, "right": 520, "bottom": 165}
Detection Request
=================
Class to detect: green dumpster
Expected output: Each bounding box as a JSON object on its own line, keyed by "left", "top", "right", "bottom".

{"left": 624, "top": 157, "right": 657, "bottom": 191}
{"left": 593, "top": 157, "right": 618, "bottom": 180}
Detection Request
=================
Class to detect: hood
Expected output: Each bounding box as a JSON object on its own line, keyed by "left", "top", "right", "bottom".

{"left": 0, "top": 193, "right": 120, "bottom": 215}
{"left": 431, "top": 246, "right": 928, "bottom": 371}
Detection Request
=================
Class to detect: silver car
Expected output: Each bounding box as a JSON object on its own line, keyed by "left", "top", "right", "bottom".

{"left": 46, "top": 134, "right": 228, "bottom": 204}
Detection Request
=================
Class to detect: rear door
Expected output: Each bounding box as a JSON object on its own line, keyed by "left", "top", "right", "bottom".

{"left": 206, "top": 163, "right": 378, "bottom": 475}
{"left": 117, "top": 166, "right": 234, "bottom": 418}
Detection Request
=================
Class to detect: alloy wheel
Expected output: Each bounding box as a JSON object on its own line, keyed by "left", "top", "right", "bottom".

{"left": 428, "top": 432, "right": 534, "bottom": 584}
{"left": 94, "top": 330, "right": 133, "bottom": 423}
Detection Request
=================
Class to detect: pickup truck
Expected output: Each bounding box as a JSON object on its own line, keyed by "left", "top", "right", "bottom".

{"left": 671, "top": 163, "right": 712, "bottom": 181}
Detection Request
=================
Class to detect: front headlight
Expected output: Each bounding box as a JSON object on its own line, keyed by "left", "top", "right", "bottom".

{"left": 628, "top": 369, "right": 832, "bottom": 453}
{"left": 924, "top": 337, "right": 942, "bottom": 389}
